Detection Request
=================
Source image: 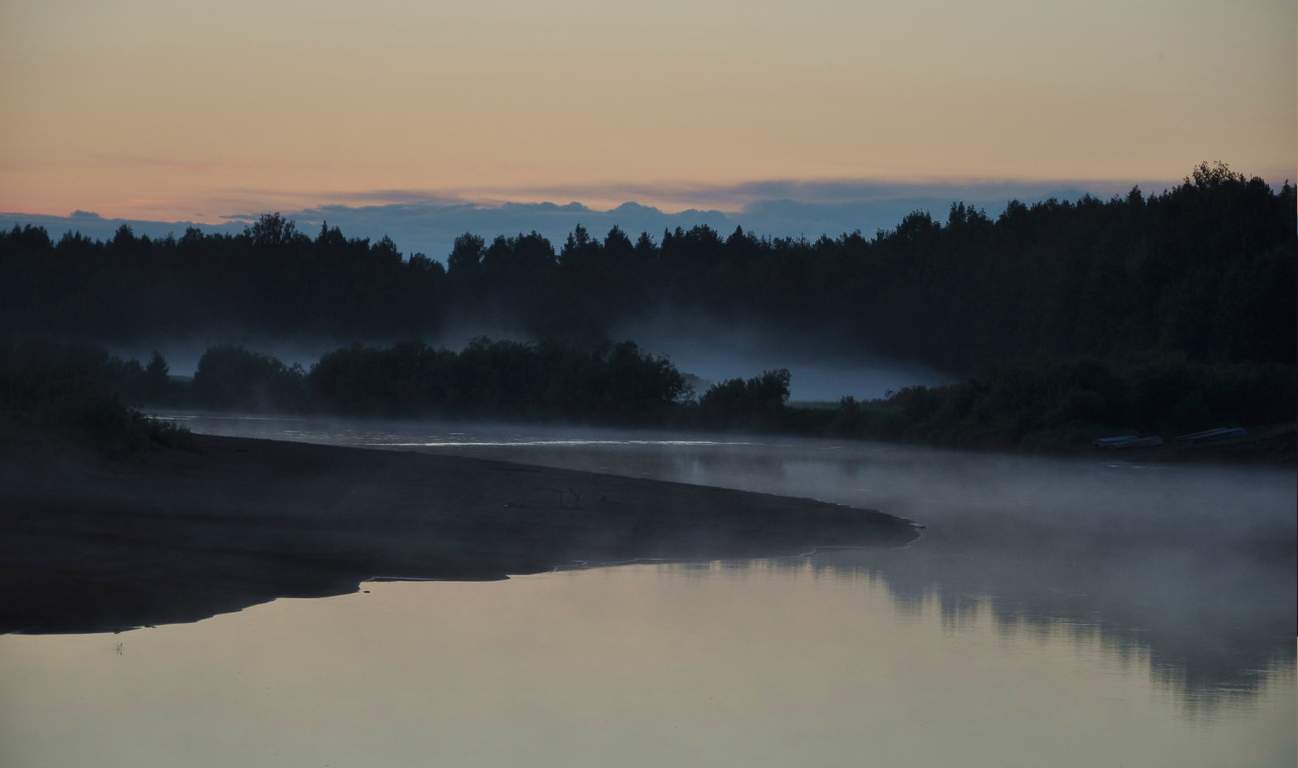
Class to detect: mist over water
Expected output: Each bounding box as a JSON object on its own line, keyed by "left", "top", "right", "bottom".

{"left": 4, "top": 411, "right": 1292, "bottom": 766}
{"left": 152, "top": 412, "right": 1295, "bottom": 707}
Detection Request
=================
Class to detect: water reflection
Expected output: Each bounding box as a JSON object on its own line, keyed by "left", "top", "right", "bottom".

{"left": 2, "top": 565, "right": 1292, "bottom": 768}
{"left": 147, "top": 411, "right": 1297, "bottom": 711}
{"left": 731, "top": 549, "right": 1293, "bottom": 716}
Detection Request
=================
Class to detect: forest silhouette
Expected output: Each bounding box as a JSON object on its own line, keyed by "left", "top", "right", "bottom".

{"left": 2, "top": 163, "right": 1293, "bottom": 453}
{"left": 4, "top": 163, "right": 1294, "bottom": 371}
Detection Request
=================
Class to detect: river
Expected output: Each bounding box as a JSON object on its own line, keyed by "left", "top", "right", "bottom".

{"left": 2, "top": 411, "right": 1293, "bottom": 767}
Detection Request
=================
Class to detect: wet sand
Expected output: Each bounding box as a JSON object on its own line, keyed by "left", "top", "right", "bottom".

{"left": 0, "top": 427, "right": 919, "bottom": 634}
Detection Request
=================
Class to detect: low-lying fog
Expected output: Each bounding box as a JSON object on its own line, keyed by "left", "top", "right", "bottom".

{"left": 646, "top": 341, "right": 946, "bottom": 400}
{"left": 618, "top": 314, "right": 951, "bottom": 400}
{"left": 114, "top": 321, "right": 947, "bottom": 401}
{"left": 9, "top": 410, "right": 1287, "bottom": 767}
{"left": 153, "top": 410, "right": 1296, "bottom": 714}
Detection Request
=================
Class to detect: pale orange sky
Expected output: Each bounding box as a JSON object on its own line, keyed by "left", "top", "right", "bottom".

{"left": 1, "top": 0, "right": 1294, "bottom": 221}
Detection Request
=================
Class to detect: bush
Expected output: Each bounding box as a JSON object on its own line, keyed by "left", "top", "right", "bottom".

{"left": 699, "top": 369, "right": 791, "bottom": 429}
{"left": 0, "top": 337, "right": 194, "bottom": 453}
{"left": 191, "top": 345, "right": 306, "bottom": 411}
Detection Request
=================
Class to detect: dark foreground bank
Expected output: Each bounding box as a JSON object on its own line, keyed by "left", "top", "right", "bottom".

{"left": 0, "top": 425, "right": 919, "bottom": 634}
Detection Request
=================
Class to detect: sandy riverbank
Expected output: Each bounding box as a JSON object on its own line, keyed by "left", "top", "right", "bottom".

{"left": 0, "top": 426, "right": 919, "bottom": 634}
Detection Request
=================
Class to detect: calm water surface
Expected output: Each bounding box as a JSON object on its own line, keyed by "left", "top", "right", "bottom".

{"left": 2, "top": 411, "right": 1293, "bottom": 767}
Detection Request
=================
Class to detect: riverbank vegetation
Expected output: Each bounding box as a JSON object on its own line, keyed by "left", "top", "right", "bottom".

{"left": 0, "top": 338, "right": 192, "bottom": 453}
{"left": 5, "top": 337, "right": 1292, "bottom": 459}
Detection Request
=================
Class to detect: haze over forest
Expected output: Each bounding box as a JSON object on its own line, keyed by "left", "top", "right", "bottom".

{"left": 4, "top": 162, "right": 1293, "bottom": 436}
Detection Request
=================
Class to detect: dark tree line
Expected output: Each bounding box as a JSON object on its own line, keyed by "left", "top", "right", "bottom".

{"left": 0, "top": 215, "right": 446, "bottom": 341}
{"left": 824, "top": 358, "right": 1294, "bottom": 451}
{"left": 190, "top": 339, "right": 690, "bottom": 422}
{"left": 2, "top": 163, "right": 1292, "bottom": 378}
{"left": 5, "top": 336, "right": 1292, "bottom": 456}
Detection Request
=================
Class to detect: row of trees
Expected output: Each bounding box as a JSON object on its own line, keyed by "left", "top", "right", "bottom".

{"left": 0, "top": 215, "right": 445, "bottom": 341}
{"left": 184, "top": 339, "right": 796, "bottom": 427}
{"left": 7, "top": 337, "right": 1292, "bottom": 453}
{"left": 188, "top": 339, "right": 693, "bottom": 422}
{"left": 178, "top": 340, "right": 1295, "bottom": 447}
{"left": 824, "top": 358, "right": 1295, "bottom": 449}
{"left": 2, "top": 163, "right": 1292, "bottom": 376}
{"left": 1, "top": 337, "right": 790, "bottom": 438}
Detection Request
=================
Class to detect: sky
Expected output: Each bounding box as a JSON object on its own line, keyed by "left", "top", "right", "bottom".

{"left": 1, "top": 0, "right": 1294, "bottom": 224}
